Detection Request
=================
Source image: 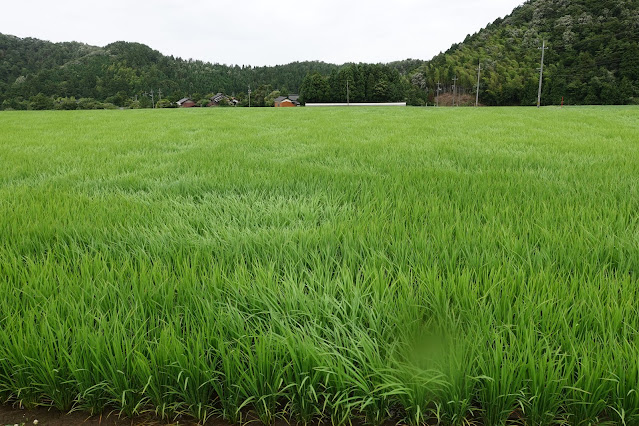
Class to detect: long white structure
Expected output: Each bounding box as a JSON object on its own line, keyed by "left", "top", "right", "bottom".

{"left": 305, "top": 102, "right": 407, "bottom": 107}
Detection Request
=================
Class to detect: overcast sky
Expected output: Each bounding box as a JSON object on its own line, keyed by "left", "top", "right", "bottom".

{"left": 1, "top": 0, "right": 524, "bottom": 66}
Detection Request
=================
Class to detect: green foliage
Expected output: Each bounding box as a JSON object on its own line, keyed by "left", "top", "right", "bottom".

{"left": 77, "top": 97, "right": 100, "bottom": 110}
{"left": 300, "top": 73, "right": 331, "bottom": 103}
{"left": 407, "top": 0, "right": 639, "bottom": 105}
{"left": 264, "top": 90, "right": 280, "bottom": 107}
{"left": 0, "top": 106, "right": 638, "bottom": 424}
{"left": 155, "top": 99, "right": 172, "bottom": 108}
{"left": 1, "top": 97, "right": 29, "bottom": 110}
{"left": 302, "top": 64, "right": 408, "bottom": 104}
{"left": 29, "top": 93, "right": 54, "bottom": 110}
{"left": 54, "top": 97, "right": 78, "bottom": 110}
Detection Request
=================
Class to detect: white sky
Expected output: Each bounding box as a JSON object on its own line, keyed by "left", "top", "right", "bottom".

{"left": 1, "top": 0, "right": 525, "bottom": 66}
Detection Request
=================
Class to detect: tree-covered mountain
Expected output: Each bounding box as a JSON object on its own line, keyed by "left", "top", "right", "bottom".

{"left": 0, "top": 34, "right": 344, "bottom": 109}
{"left": 409, "top": 0, "right": 639, "bottom": 105}
{"left": 1, "top": 0, "right": 638, "bottom": 109}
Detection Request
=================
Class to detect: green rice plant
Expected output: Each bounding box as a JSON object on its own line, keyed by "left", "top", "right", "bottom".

{"left": 86, "top": 321, "right": 149, "bottom": 417}
{"left": 518, "top": 329, "right": 567, "bottom": 425}
{"left": 315, "top": 348, "right": 359, "bottom": 426}
{"left": 0, "top": 315, "right": 44, "bottom": 409}
{"left": 21, "top": 316, "right": 76, "bottom": 412}
{"left": 338, "top": 334, "right": 393, "bottom": 426}
{"left": 133, "top": 328, "right": 185, "bottom": 420}
{"left": 171, "top": 336, "right": 218, "bottom": 423}
{"left": 237, "top": 332, "right": 287, "bottom": 425}
{"left": 608, "top": 339, "right": 639, "bottom": 425}
{"left": 431, "top": 337, "right": 479, "bottom": 426}
{"left": 66, "top": 326, "right": 111, "bottom": 415}
{"left": 475, "top": 329, "right": 526, "bottom": 426}
{"left": 379, "top": 362, "right": 445, "bottom": 426}
{"left": 561, "top": 340, "right": 614, "bottom": 425}
{"left": 210, "top": 334, "right": 249, "bottom": 424}
{"left": 281, "top": 332, "right": 326, "bottom": 425}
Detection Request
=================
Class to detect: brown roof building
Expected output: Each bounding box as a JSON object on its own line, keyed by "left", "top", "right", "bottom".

{"left": 177, "top": 98, "right": 197, "bottom": 108}
{"left": 274, "top": 94, "right": 300, "bottom": 107}
{"left": 207, "top": 93, "right": 228, "bottom": 107}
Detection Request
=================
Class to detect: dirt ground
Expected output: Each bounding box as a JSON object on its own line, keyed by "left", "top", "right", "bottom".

{"left": 434, "top": 92, "right": 477, "bottom": 106}
{"left": 0, "top": 404, "right": 202, "bottom": 426}
{"left": 0, "top": 405, "right": 308, "bottom": 426}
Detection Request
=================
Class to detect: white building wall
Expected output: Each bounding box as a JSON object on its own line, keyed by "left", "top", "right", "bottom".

{"left": 304, "top": 103, "right": 407, "bottom": 107}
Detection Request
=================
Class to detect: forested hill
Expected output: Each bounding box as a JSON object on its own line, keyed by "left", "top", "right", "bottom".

{"left": 410, "top": 0, "right": 639, "bottom": 105}
{"left": 1, "top": 0, "right": 639, "bottom": 109}
{"left": 0, "top": 34, "right": 342, "bottom": 108}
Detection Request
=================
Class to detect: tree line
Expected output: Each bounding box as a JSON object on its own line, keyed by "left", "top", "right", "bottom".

{"left": 299, "top": 64, "right": 411, "bottom": 104}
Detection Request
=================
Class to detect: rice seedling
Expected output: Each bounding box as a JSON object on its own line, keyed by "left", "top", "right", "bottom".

{"left": 0, "top": 106, "right": 638, "bottom": 424}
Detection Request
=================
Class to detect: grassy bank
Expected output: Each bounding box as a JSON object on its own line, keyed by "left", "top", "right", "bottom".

{"left": 1, "top": 106, "right": 638, "bottom": 425}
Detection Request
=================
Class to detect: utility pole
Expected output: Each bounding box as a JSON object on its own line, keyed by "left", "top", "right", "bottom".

{"left": 436, "top": 82, "right": 442, "bottom": 107}
{"left": 475, "top": 60, "right": 482, "bottom": 107}
{"left": 150, "top": 89, "right": 155, "bottom": 108}
{"left": 248, "top": 85, "right": 251, "bottom": 107}
{"left": 452, "top": 76, "right": 458, "bottom": 107}
{"left": 537, "top": 40, "right": 548, "bottom": 108}
{"left": 158, "top": 88, "right": 162, "bottom": 103}
{"left": 346, "top": 80, "right": 350, "bottom": 106}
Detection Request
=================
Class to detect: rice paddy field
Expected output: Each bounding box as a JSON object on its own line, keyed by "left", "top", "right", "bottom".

{"left": 1, "top": 106, "right": 638, "bottom": 425}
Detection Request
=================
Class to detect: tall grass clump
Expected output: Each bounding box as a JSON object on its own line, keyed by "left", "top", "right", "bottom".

{"left": 0, "top": 106, "right": 638, "bottom": 424}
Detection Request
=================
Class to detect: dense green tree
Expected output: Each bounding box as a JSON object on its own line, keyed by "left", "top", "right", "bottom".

{"left": 29, "top": 93, "right": 54, "bottom": 110}
{"left": 300, "top": 73, "right": 331, "bottom": 103}
{"left": 304, "top": 64, "right": 407, "bottom": 104}
{"left": 265, "top": 90, "right": 281, "bottom": 107}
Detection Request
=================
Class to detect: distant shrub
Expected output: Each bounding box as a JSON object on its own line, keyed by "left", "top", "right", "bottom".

{"left": 77, "top": 98, "right": 99, "bottom": 110}
{"left": 139, "top": 97, "right": 153, "bottom": 108}
{"left": 2, "top": 98, "right": 29, "bottom": 110}
{"left": 156, "top": 99, "right": 173, "bottom": 108}
{"left": 55, "top": 97, "right": 78, "bottom": 110}
{"left": 105, "top": 92, "right": 129, "bottom": 107}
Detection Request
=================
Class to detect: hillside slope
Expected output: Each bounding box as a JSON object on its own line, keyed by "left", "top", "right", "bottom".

{"left": 0, "top": 34, "right": 340, "bottom": 108}
{"left": 410, "top": 0, "right": 639, "bottom": 105}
